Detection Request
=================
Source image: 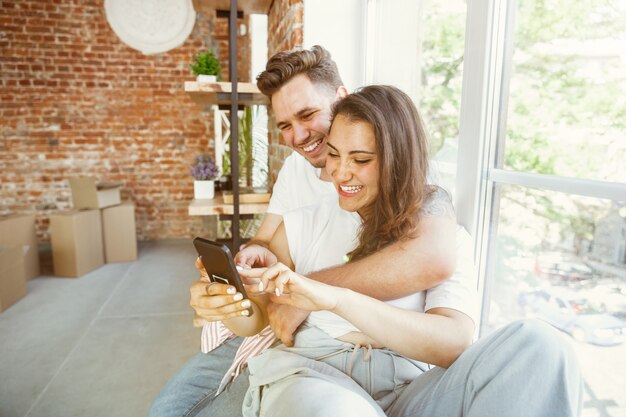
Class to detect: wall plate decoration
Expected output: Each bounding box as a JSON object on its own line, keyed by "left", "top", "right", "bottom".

{"left": 104, "top": 0, "right": 196, "bottom": 55}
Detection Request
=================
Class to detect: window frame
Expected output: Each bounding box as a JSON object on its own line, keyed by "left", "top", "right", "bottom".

{"left": 458, "top": 0, "right": 626, "bottom": 335}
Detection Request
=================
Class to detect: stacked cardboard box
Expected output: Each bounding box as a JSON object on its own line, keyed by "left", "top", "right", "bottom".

{"left": 50, "top": 209, "right": 104, "bottom": 277}
{"left": 49, "top": 178, "right": 137, "bottom": 278}
{"left": 102, "top": 202, "right": 137, "bottom": 263}
{"left": 0, "top": 214, "right": 40, "bottom": 280}
{"left": 0, "top": 214, "right": 39, "bottom": 312}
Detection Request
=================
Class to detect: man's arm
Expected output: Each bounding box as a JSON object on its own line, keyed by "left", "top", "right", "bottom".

{"left": 309, "top": 187, "right": 456, "bottom": 299}
{"left": 235, "top": 212, "right": 283, "bottom": 267}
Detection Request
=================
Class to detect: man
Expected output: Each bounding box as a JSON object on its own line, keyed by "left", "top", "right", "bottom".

{"left": 149, "top": 45, "right": 457, "bottom": 417}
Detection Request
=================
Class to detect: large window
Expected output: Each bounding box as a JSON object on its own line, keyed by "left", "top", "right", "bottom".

{"left": 459, "top": 1, "right": 626, "bottom": 416}
{"left": 420, "top": 0, "right": 467, "bottom": 197}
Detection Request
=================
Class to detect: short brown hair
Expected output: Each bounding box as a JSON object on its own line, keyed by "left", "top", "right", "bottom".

{"left": 331, "top": 85, "right": 433, "bottom": 261}
{"left": 256, "top": 45, "right": 343, "bottom": 99}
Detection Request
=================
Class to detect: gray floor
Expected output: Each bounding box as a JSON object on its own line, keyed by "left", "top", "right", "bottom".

{"left": 0, "top": 240, "right": 202, "bottom": 417}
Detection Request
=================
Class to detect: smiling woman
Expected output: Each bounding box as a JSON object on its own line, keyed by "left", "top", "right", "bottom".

{"left": 327, "top": 85, "right": 432, "bottom": 262}
{"left": 326, "top": 116, "right": 379, "bottom": 215}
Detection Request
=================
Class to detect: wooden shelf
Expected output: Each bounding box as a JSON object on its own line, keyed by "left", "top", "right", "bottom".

{"left": 192, "top": 0, "right": 271, "bottom": 15}
{"left": 188, "top": 191, "right": 269, "bottom": 216}
{"left": 185, "top": 81, "right": 268, "bottom": 110}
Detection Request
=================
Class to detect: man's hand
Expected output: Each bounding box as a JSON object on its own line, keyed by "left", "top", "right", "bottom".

{"left": 190, "top": 280, "right": 252, "bottom": 321}
{"left": 190, "top": 257, "right": 251, "bottom": 321}
{"left": 234, "top": 243, "right": 278, "bottom": 268}
{"left": 265, "top": 303, "right": 310, "bottom": 347}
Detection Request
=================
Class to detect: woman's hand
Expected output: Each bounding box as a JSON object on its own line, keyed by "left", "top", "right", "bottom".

{"left": 239, "top": 263, "right": 346, "bottom": 312}
{"left": 190, "top": 257, "right": 253, "bottom": 321}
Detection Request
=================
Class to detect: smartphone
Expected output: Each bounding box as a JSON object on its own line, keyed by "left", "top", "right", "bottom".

{"left": 192, "top": 237, "right": 253, "bottom": 316}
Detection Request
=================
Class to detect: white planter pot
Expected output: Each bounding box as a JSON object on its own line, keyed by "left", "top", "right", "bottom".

{"left": 196, "top": 74, "right": 217, "bottom": 83}
{"left": 194, "top": 180, "right": 215, "bottom": 199}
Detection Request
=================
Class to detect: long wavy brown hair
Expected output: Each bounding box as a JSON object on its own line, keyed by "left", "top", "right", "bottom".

{"left": 331, "top": 85, "right": 434, "bottom": 261}
{"left": 256, "top": 45, "right": 343, "bottom": 100}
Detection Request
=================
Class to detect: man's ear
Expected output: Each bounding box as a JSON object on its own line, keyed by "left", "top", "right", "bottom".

{"left": 335, "top": 86, "right": 349, "bottom": 99}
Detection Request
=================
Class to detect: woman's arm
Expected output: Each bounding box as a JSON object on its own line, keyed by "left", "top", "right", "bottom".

{"left": 241, "top": 264, "right": 474, "bottom": 368}
{"left": 335, "top": 291, "right": 474, "bottom": 368}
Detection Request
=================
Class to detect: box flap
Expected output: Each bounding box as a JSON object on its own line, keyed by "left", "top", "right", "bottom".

{"left": 96, "top": 182, "right": 123, "bottom": 190}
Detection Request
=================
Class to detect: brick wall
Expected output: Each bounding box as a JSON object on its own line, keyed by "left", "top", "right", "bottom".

{"left": 266, "top": 0, "right": 304, "bottom": 185}
{"left": 0, "top": 0, "right": 250, "bottom": 242}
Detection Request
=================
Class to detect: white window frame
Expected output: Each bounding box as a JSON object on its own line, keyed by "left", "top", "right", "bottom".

{"left": 457, "top": 0, "right": 626, "bottom": 335}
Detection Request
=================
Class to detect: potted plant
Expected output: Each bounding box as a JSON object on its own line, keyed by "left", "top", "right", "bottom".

{"left": 190, "top": 50, "right": 221, "bottom": 83}
{"left": 190, "top": 154, "right": 220, "bottom": 199}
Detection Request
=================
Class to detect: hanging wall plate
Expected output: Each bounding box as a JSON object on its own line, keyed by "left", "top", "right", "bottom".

{"left": 104, "top": 0, "right": 196, "bottom": 55}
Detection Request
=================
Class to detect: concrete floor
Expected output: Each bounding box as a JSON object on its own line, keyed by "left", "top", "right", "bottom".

{"left": 0, "top": 240, "right": 202, "bottom": 417}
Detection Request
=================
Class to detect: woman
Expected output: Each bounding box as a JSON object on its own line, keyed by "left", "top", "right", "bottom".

{"left": 225, "top": 85, "right": 479, "bottom": 416}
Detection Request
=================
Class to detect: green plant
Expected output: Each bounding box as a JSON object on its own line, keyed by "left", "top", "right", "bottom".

{"left": 222, "top": 106, "right": 268, "bottom": 188}
{"left": 190, "top": 50, "right": 221, "bottom": 77}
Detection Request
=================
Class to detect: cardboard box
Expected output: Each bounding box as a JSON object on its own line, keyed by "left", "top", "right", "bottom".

{"left": 102, "top": 202, "right": 137, "bottom": 263}
{"left": 0, "top": 245, "right": 27, "bottom": 312}
{"left": 0, "top": 214, "right": 40, "bottom": 280}
{"left": 50, "top": 210, "right": 104, "bottom": 277}
{"left": 69, "top": 177, "right": 122, "bottom": 209}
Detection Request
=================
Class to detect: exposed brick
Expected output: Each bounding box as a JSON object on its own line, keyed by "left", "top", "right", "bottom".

{"left": 1, "top": 0, "right": 251, "bottom": 242}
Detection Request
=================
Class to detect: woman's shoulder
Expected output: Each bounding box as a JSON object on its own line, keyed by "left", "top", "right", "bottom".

{"left": 420, "top": 185, "right": 455, "bottom": 218}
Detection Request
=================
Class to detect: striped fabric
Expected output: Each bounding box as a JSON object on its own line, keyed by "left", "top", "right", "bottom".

{"left": 200, "top": 321, "right": 276, "bottom": 395}
{"left": 216, "top": 325, "right": 276, "bottom": 395}
{"left": 200, "top": 321, "right": 236, "bottom": 353}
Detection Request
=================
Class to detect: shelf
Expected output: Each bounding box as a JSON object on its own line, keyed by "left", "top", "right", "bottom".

{"left": 185, "top": 81, "right": 268, "bottom": 110}
{"left": 192, "top": 0, "right": 272, "bottom": 15}
{"left": 188, "top": 191, "right": 269, "bottom": 216}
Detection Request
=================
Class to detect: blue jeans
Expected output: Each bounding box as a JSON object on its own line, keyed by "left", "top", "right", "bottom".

{"left": 149, "top": 336, "right": 249, "bottom": 417}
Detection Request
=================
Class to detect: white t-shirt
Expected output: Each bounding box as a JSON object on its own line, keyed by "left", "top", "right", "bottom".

{"left": 267, "top": 153, "right": 336, "bottom": 216}
{"left": 283, "top": 198, "right": 479, "bottom": 338}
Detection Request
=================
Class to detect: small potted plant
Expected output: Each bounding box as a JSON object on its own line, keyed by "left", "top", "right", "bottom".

{"left": 190, "top": 50, "right": 221, "bottom": 83}
{"left": 191, "top": 154, "right": 220, "bottom": 199}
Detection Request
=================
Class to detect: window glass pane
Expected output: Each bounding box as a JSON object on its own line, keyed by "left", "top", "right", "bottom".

{"left": 504, "top": 0, "right": 626, "bottom": 183}
{"left": 420, "top": 0, "right": 467, "bottom": 197}
{"left": 485, "top": 185, "right": 626, "bottom": 417}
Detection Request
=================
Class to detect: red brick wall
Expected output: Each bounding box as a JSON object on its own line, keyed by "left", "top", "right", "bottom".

{"left": 266, "top": 0, "right": 304, "bottom": 185}
{"left": 0, "top": 0, "right": 250, "bottom": 242}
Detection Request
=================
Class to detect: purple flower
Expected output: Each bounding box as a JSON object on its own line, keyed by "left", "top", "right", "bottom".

{"left": 190, "top": 154, "right": 220, "bottom": 180}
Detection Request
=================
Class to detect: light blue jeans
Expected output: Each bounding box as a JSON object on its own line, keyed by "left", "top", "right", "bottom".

{"left": 148, "top": 336, "right": 248, "bottom": 417}
{"left": 150, "top": 319, "right": 583, "bottom": 417}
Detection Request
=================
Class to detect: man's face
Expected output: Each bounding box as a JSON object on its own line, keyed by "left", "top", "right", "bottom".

{"left": 271, "top": 74, "right": 341, "bottom": 168}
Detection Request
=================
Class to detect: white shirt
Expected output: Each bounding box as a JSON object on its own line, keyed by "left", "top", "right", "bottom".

{"left": 283, "top": 198, "right": 479, "bottom": 338}
{"left": 267, "top": 153, "right": 336, "bottom": 215}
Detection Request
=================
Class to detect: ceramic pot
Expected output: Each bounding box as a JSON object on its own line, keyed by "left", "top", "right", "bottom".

{"left": 194, "top": 180, "right": 215, "bottom": 199}
{"left": 196, "top": 74, "right": 217, "bottom": 83}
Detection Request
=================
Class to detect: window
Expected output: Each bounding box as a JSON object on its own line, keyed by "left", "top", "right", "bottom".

{"left": 420, "top": 0, "right": 467, "bottom": 197}
{"left": 459, "top": 1, "right": 626, "bottom": 416}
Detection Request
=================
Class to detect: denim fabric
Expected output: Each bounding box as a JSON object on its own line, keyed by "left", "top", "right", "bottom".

{"left": 149, "top": 336, "right": 245, "bottom": 417}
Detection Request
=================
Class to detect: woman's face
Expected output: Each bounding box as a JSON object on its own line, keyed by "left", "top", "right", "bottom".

{"left": 325, "top": 115, "right": 379, "bottom": 218}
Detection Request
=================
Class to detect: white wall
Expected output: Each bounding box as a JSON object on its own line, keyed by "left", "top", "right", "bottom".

{"left": 366, "top": 0, "right": 420, "bottom": 102}
{"left": 250, "top": 14, "right": 268, "bottom": 81}
{"left": 303, "top": 0, "right": 367, "bottom": 92}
